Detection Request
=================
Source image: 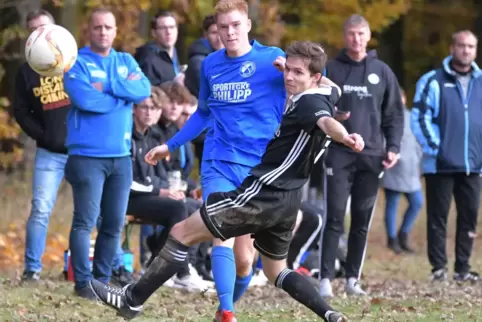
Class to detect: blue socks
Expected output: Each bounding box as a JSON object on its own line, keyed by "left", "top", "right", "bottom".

{"left": 211, "top": 246, "right": 236, "bottom": 312}
{"left": 233, "top": 270, "right": 252, "bottom": 303}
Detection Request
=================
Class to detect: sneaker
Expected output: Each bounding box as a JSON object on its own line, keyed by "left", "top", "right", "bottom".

{"left": 345, "top": 277, "right": 367, "bottom": 296}
{"left": 325, "top": 311, "right": 348, "bottom": 322}
{"left": 454, "top": 271, "right": 479, "bottom": 282}
{"left": 319, "top": 278, "right": 334, "bottom": 297}
{"left": 249, "top": 270, "right": 268, "bottom": 287}
{"left": 88, "top": 279, "right": 143, "bottom": 319}
{"left": 172, "top": 273, "right": 214, "bottom": 292}
{"left": 214, "top": 309, "right": 237, "bottom": 322}
{"left": 111, "top": 266, "right": 136, "bottom": 287}
{"left": 431, "top": 268, "right": 447, "bottom": 282}
{"left": 75, "top": 285, "right": 97, "bottom": 301}
{"left": 21, "top": 271, "right": 40, "bottom": 282}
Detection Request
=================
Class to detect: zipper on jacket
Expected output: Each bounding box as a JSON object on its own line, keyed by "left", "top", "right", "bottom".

{"left": 456, "top": 79, "right": 473, "bottom": 176}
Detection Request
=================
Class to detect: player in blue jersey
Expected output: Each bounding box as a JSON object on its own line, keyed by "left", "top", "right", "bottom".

{"left": 163, "top": 0, "right": 286, "bottom": 320}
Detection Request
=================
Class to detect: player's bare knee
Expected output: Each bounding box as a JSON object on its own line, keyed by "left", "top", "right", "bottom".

{"left": 235, "top": 253, "right": 253, "bottom": 276}
{"left": 213, "top": 237, "right": 235, "bottom": 248}
{"left": 261, "top": 257, "right": 287, "bottom": 285}
{"left": 170, "top": 221, "right": 195, "bottom": 246}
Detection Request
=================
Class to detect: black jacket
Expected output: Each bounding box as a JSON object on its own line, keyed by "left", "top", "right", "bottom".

{"left": 13, "top": 63, "right": 70, "bottom": 154}
{"left": 134, "top": 41, "right": 180, "bottom": 86}
{"left": 325, "top": 49, "right": 403, "bottom": 156}
{"left": 130, "top": 126, "right": 169, "bottom": 197}
{"left": 185, "top": 38, "right": 213, "bottom": 97}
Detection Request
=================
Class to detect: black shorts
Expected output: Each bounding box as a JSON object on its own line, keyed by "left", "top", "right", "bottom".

{"left": 200, "top": 176, "right": 302, "bottom": 260}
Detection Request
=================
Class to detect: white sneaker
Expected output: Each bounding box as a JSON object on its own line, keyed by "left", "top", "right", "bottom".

{"left": 163, "top": 277, "right": 175, "bottom": 288}
{"left": 319, "top": 278, "right": 334, "bottom": 297}
{"left": 172, "top": 273, "right": 215, "bottom": 292}
{"left": 345, "top": 277, "right": 367, "bottom": 296}
{"left": 249, "top": 270, "right": 268, "bottom": 287}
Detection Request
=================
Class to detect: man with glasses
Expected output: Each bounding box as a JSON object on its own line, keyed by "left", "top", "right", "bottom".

{"left": 134, "top": 10, "right": 184, "bottom": 86}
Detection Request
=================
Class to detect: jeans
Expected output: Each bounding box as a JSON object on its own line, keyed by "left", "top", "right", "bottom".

{"left": 65, "top": 155, "right": 132, "bottom": 289}
{"left": 96, "top": 216, "right": 125, "bottom": 270}
{"left": 384, "top": 188, "right": 423, "bottom": 238}
{"left": 24, "top": 148, "right": 68, "bottom": 272}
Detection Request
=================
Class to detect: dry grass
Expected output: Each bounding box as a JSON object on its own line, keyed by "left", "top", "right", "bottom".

{"left": 1, "top": 172, "right": 482, "bottom": 321}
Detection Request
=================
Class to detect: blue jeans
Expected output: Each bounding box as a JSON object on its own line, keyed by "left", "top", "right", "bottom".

{"left": 65, "top": 155, "right": 132, "bottom": 289}
{"left": 24, "top": 148, "right": 68, "bottom": 272}
{"left": 96, "top": 216, "right": 125, "bottom": 270}
{"left": 384, "top": 188, "right": 423, "bottom": 238}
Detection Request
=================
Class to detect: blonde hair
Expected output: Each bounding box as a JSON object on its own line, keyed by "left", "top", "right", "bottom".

{"left": 215, "top": 0, "right": 249, "bottom": 16}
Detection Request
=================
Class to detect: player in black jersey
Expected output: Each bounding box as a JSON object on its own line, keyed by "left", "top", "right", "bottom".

{"left": 87, "top": 41, "right": 364, "bottom": 322}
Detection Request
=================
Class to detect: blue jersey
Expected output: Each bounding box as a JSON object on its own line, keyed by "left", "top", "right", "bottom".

{"left": 167, "top": 40, "right": 286, "bottom": 168}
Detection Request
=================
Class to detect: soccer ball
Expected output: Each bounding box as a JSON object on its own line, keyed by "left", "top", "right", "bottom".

{"left": 25, "top": 24, "right": 78, "bottom": 77}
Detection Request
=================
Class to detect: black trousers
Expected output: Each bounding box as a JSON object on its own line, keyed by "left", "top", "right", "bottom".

{"left": 127, "top": 195, "right": 197, "bottom": 276}
{"left": 425, "top": 173, "right": 480, "bottom": 273}
{"left": 320, "top": 148, "right": 383, "bottom": 280}
{"left": 287, "top": 202, "right": 324, "bottom": 269}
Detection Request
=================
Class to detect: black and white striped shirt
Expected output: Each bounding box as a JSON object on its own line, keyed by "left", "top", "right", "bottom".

{"left": 249, "top": 85, "right": 340, "bottom": 190}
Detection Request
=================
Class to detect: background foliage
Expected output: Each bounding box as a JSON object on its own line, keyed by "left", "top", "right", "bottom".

{"left": 0, "top": 0, "right": 480, "bottom": 170}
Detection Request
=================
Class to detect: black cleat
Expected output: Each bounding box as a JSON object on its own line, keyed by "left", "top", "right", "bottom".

{"left": 88, "top": 279, "right": 143, "bottom": 320}
{"left": 454, "top": 271, "right": 479, "bottom": 283}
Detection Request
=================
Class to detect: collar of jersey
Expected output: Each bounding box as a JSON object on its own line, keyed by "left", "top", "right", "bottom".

{"left": 290, "top": 86, "right": 333, "bottom": 103}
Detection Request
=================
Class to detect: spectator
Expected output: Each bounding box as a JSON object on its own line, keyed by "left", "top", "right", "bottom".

{"left": 411, "top": 30, "right": 482, "bottom": 282}
{"left": 382, "top": 88, "right": 423, "bottom": 254}
{"left": 134, "top": 10, "right": 183, "bottom": 86}
{"left": 158, "top": 81, "right": 196, "bottom": 182}
{"left": 319, "top": 14, "right": 404, "bottom": 297}
{"left": 63, "top": 8, "right": 151, "bottom": 299}
{"left": 13, "top": 9, "right": 70, "bottom": 282}
{"left": 127, "top": 87, "right": 212, "bottom": 291}
{"left": 185, "top": 14, "right": 223, "bottom": 97}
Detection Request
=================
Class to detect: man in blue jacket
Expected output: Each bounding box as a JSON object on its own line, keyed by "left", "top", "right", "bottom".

{"left": 63, "top": 8, "right": 151, "bottom": 298}
{"left": 411, "top": 30, "right": 481, "bottom": 282}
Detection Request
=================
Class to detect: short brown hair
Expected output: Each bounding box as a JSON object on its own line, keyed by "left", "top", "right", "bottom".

{"left": 26, "top": 9, "right": 55, "bottom": 25}
{"left": 151, "top": 86, "right": 170, "bottom": 108}
{"left": 89, "top": 7, "right": 115, "bottom": 25}
{"left": 215, "top": 0, "right": 249, "bottom": 16}
{"left": 159, "top": 81, "right": 194, "bottom": 105}
{"left": 452, "top": 30, "right": 478, "bottom": 45}
{"left": 343, "top": 14, "right": 370, "bottom": 32}
{"left": 285, "top": 41, "right": 327, "bottom": 76}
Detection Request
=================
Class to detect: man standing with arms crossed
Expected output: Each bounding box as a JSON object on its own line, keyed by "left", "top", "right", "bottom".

{"left": 319, "top": 14, "right": 404, "bottom": 297}
{"left": 63, "top": 8, "right": 151, "bottom": 299}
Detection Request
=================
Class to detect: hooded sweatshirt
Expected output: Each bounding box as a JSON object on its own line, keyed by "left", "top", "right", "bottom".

{"left": 134, "top": 41, "right": 180, "bottom": 86}
{"left": 185, "top": 38, "right": 213, "bottom": 97}
{"left": 13, "top": 63, "right": 70, "bottom": 154}
{"left": 325, "top": 49, "right": 404, "bottom": 156}
{"left": 63, "top": 47, "right": 151, "bottom": 157}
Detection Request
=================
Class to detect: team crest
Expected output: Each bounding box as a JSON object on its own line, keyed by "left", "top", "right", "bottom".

{"left": 239, "top": 61, "right": 256, "bottom": 78}
{"left": 118, "top": 66, "right": 128, "bottom": 78}
{"left": 367, "top": 73, "right": 380, "bottom": 85}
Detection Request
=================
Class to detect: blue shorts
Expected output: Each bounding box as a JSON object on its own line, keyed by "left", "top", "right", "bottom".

{"left": 201, "top": 160, "right": 252, "bottom": 201}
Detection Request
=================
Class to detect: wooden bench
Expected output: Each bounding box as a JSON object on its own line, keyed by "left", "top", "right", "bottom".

{"left": 123, "top": 215, "right": 160, "bottom": 251}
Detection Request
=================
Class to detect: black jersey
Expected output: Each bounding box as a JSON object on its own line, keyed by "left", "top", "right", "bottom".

{"left": 250, "top": 85, "right": 340, "bottom": 190}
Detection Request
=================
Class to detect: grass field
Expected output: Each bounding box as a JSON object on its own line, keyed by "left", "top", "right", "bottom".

{"left": 1, "top": 173, "right": 482, "bottom": 321}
